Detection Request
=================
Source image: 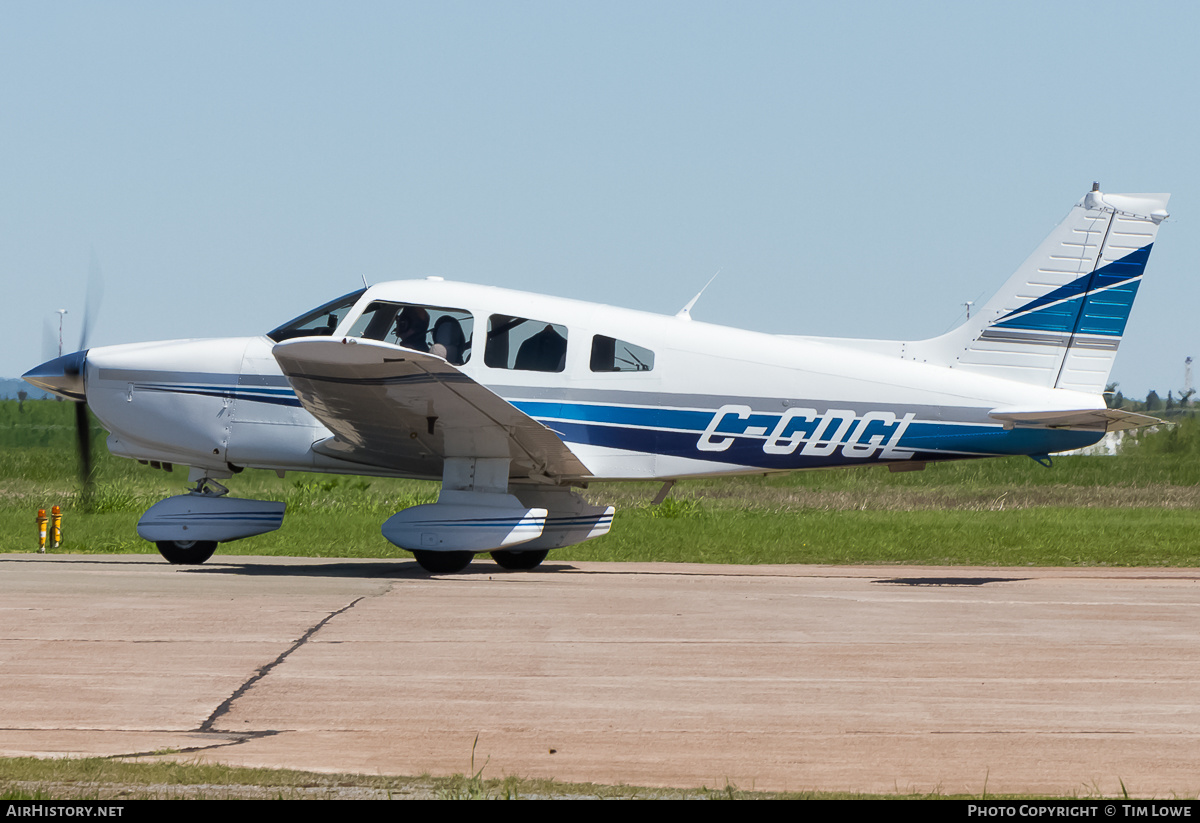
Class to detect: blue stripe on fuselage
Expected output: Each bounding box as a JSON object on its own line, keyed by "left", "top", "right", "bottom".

{"left": 134, "top": 383, "right": 304, "bottom": 407}
{"left": 515, "top": 401, "right": 1100, "bottom": 468}
{"left": 124, "top": 379, "right": 1099, "bottom": 468}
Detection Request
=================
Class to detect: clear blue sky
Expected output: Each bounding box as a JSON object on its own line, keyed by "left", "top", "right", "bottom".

{"left": 3, "top": 1, "right": 1195, "bottom": 398}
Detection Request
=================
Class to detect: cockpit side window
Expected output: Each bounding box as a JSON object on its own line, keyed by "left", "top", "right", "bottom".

{"left": 590, "top": 335, "right": 654, "bottom": 372}
{"left": 346, "top": 301, "right": 474, "bottom": 365}
{"left": 267, "top": 289, "right": 366, "bottom": 342}
{"left": 486, "top": 314, "right": 568, "bottom": 373}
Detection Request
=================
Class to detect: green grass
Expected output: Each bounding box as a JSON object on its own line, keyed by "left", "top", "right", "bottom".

{"left": 3, "top": 399, "right": 1199, "bottom": 566}
{"left": 0, "top": 756, "right": 1151, "bottom": 800}
{"left": 565, "top": 506, "right": 1200, "bottom": 566}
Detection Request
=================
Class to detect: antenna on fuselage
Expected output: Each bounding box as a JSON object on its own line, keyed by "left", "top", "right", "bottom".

{"left": 675, "top": 271, "right": 720, "bottom": 321}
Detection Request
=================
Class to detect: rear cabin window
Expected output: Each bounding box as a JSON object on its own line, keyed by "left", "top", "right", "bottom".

{"left": 485, "top": 315, "right": 568, "bottom": 372}
{"left": 590, "top": 335, "right": 654, "bottom": 372}
{"left": 347, "top": 301, "right": 474, "bottom": 366}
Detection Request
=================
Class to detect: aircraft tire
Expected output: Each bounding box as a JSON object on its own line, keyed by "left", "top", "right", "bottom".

{"left": 155, "top": 540, "right": 218, "bottom": 565}
{"left": 411, "top": 550, "right": 474, "bottom": 573}
{"left": 490, "top": 549, "right": 549, "bottom": 570}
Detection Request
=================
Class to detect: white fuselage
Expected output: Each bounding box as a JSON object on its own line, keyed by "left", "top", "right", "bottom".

{"left": 82, "top": 279, "right": 1105, "bottom": 483}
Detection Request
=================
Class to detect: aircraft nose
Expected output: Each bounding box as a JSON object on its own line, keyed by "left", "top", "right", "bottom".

{"left": 23, "top": 350, "right": 88, "bottom": 401}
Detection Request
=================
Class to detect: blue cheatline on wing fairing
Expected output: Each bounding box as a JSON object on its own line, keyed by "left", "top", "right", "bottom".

{"left": 22, "top": 185, "right": 1170, "bottom": 572}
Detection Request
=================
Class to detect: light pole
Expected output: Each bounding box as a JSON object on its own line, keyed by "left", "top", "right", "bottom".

{"left": 56, "top": 309, "right": 68, "bottom": 357}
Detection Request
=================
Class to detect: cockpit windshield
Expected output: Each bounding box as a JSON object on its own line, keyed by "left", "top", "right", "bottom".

{"left": 267, "top": 289, "right": 366, "bottom": 342}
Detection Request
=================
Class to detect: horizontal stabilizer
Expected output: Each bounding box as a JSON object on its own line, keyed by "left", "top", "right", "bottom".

{"left": 988, "top": 407, "right": 1163, "bottom": 432}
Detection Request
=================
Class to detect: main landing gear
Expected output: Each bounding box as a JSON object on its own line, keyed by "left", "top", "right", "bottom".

{"left": 388, "top": 470, "right": 613, "bottom": 574}
{"left": 406, "top": 548, "right": 551, "bottom": 573}
{"left": 490, "top": 549, "right": 549, "bottom": 570}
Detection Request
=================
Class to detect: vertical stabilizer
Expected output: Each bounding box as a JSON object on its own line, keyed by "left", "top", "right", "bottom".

{"left": 909, "top": 187, "right": 1169, "bottom": 393}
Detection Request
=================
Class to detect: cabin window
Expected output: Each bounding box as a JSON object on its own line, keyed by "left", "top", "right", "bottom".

{"left": 347, "top": 301, "right": 474, "bottom": 365}
{"left": 590, "top": 335, "right": 654, "bottom": 372}
{"left": 485, "top": 314, "right": 568, "bottom": 372}
{"left": 267, "top": 289, "right": 366, "bottom": 342}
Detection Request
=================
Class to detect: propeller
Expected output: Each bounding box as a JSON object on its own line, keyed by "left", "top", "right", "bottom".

{"left": 78, "top": 252, "right": 103, "bottom": 356}
{"left": 25, "top": 255, "right": 105, "bottom": 497}
{"left": 41, "top": 317, "right": 58, "bottom": 368}
{"left": 72, "top": 253, "right": 104, "bottom": 496}
{"left": 74, "top": 391, "right": 93, "bottom": 491}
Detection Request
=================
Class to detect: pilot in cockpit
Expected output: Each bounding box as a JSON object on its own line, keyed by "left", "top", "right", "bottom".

{"left": 393, "top": 306, "right": 430, "bottom": 352}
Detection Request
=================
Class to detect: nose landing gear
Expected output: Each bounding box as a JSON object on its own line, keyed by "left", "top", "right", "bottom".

{"left": 155, "top": 540, "right": 218, "bottom": 565}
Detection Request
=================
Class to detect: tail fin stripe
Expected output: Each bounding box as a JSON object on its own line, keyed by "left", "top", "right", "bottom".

{"left": 991, "top": 244, "right": 1151, "bottom": 334}
{"left": 1075, "top": 279, "right": 1141, "bottom": 336}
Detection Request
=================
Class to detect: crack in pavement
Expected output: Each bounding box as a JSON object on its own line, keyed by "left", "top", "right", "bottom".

{"left": 18, "top": 586, "right": 392, "bottom": 762}
{"left": 111, "top": 730, "right": 280, "bottom": 760}
{"left": 199, "top": 593, "right": 374, "bottom": 734}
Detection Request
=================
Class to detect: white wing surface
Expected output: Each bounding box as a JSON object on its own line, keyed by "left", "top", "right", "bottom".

{"left": 273, "top": 338, "right": 591, "bottom": 480}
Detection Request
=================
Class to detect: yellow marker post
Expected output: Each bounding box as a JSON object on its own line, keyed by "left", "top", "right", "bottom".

{"left": 36, "top": 509, "right": 47, "bottom": 553}
{"left": 51, "top": 505, "right": 62, "bottom": 549}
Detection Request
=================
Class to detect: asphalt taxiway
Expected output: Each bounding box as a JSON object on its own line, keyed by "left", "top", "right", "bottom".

{"left": 2, "top": 555, "right": 1197, "bottom": 796}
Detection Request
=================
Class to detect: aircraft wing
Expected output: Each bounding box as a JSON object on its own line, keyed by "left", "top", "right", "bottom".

{"left": 272, "top": 338, "right": 591, "bottom": 480}
{"left": 988, "top": 407, "right": 1163, "bottom": 432}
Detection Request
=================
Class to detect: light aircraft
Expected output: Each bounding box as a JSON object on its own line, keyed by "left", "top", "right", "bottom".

{"left": 25, "top": 185, "right": 1170, "bottom": 572}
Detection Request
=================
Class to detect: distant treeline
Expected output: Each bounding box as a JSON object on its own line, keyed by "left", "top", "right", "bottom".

{"left": 0, "top": 379, "right": 53, "bottom": 401}
{"left": 1107, "top": 383, "right": 1198, "bottom": 418}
